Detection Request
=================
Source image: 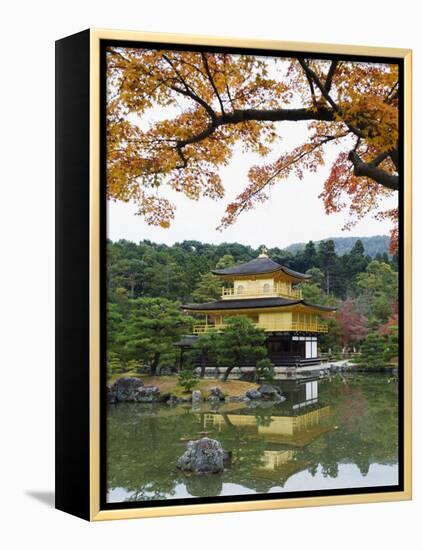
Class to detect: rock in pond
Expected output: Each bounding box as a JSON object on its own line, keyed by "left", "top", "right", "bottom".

{"left": 177, "top": 437, "right": 225, "bottom": 474}
{"left": 207, "top": 387, "right": 225, "bottom": 402}
{"left": 192, "top": 390, "right": 202, "bottom": 403}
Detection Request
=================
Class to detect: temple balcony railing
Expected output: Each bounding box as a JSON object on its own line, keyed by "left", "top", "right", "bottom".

{"left": 192, "top": 321, "right": 328, "bottom": 334}
{"left": 221, "top": 285, "right": 302, "bottom": 300}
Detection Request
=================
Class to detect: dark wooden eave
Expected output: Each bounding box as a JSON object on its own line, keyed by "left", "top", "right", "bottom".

{"left": 181, "top": 297, "right": 336, "bottom": 312}
{"left": 211, "top": 256, "right": 311, "bottom": 281}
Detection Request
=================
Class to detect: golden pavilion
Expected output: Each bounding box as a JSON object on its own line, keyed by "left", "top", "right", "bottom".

{"left": 181, "top": 248, "right": 335, "bottom": 367}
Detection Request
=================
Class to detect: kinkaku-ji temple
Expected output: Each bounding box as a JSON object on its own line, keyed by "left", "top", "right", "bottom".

{"left": 180, "top": 248, "right": 336, "bottom": 368}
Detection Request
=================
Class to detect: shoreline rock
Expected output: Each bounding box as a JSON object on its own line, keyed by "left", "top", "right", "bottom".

{"left": 245, "top": 388, "right": 262, "bottom": 400}
{"left": 108, "top": 377, "right": 162, "bottom": 403}
{"left": 109, "top": 377, "right": 143, "bottom": 402}
{"left": 207, "top": 387, "right": 225, "bottom": 402}
{"left": 108, "top": 377, "right": 289, "bottom": 406}
{"left": 258, "top": 384, "right": 285, "bottom": 402}
{"left": 192, "top": 390, "right": 202, "bottom": 403}
{"left": 166, "top": 395, "right": 181, "bottom": 406}
{"left": 136, "top": 385, "right": 161, "bottom": 402}
{"left": 245, "top": 384, "right": 286, "bottom": 403}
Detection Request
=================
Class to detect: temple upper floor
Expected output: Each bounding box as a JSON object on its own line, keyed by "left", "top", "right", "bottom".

{"left": 212, "top": 248, "right": 309, "bottom": 300}
{"left": 221, "top": 278, "right": 302, "bottom": 300}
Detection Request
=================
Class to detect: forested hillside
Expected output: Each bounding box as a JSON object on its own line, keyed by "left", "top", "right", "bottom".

{"left": 107, "top": 238, "right": 399, "bottom": 374}
{"left": 107, "top": 238, "right": 396, "bottom": 301}
{"left": 285, "top": 235, "right": 390, "bottom": 257}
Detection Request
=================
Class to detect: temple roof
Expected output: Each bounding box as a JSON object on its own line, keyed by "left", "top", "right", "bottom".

{"left": 211, "top": 256, "right": 311, "bottom": 281}
{"left": 181, "top": 297, "right": 335, "bottom": 312}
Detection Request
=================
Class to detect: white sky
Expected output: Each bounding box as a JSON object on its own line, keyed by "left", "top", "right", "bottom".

{"left": 107, "top": 55, "right": 398, "bottom": 248}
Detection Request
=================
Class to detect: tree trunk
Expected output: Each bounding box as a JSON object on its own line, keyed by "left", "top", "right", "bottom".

{"left": 150, "top": 352, "right": 160, "bottom": 376}
{"left": 199, "top": 352, "right": 206, "bottom": 378}
{"left": 222, "top": 364, "right": 236, "bottom": 382}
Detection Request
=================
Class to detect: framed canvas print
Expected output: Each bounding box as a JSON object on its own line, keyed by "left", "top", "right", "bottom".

{"left": 55, "top": 29, "right": 412, "bottom": 521}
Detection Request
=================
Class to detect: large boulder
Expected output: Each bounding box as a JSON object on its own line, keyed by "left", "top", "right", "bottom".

{"left": 177, "top": 438, "right": 225, "bottom": 474}
{"left": 245, "top": 388, "right": 262, "bottom": 400}
{"left": 135, "top": 385, "right": 161, "bottom": 402}
{"left": 110, "top": 377, "right": 144, "bottom": 402}
{"left": 108, "top": 377, "right": 162, "bottom": 403}
{"left": 258, "top": 384, "right": 282, "bottom": 400}
{"left": 245, "top": 385, "right": 286, "bottom": 402}
{"left": 207, "top": 387, "right": 225, "bottom": 402}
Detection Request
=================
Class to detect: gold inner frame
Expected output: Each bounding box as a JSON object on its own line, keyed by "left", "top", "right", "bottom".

{"left": 89, "top": 28, "right": 412, "bottom": 521}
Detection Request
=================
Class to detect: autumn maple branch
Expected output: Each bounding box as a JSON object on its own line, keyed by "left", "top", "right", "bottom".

{"left": 298, "top": 58, "right": 366, "bottom": 140}
{"left": 325, "top": 61, "right": 339, "bottom": 93}
{"left": 175, "top": 106, "right": 334, "bottom": 150}
{"left": 348, "top": 151, "right": 399, "bottom": 190}
{"left": 201, "top": 53, "right": 226, "bottom": 115}
{"left": 221, "top": 134, "right": 347, "bottom": 226}
{"left": 112, "top": 51, "right": 400, "bottom": 200}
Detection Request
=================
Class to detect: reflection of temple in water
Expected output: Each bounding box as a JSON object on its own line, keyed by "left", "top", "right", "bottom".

{"left": 201, "top": 379, "right": 333, "bottom": 484}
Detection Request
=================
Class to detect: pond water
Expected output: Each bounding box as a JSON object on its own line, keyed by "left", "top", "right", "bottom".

{"left": 106, "top": 374, "right": 399, "bottom": 503}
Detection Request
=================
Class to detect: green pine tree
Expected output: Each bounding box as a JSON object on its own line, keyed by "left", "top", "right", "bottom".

{"left": 356, "top": 333, "right": 390, "bottom": 369}
{"left": 121, "top": 297, "right": 193, "bottom": 375}
{"left": 216, "top": 316, "right": 268, "bottom": 382}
